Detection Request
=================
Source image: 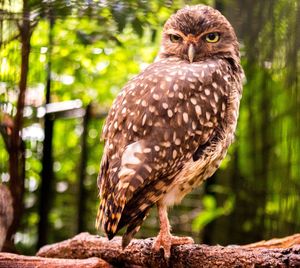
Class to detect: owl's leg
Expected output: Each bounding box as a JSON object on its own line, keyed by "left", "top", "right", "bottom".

{"left": 153, "top": 203, "right": 194, "bottom": 258}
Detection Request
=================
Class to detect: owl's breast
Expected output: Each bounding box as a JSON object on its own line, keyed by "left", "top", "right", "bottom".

{"left": 161, "top": 78, "right": 242, "bottom": 207}
{"left": 161, "top": 133, "right": 233, "bottom": 207}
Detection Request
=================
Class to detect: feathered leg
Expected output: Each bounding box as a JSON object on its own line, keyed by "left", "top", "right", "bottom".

{"left": 153, "top": 203, "right": 194, "bottom": 258}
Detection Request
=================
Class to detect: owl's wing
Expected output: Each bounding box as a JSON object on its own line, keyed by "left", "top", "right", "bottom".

{"left": 96, "top": 58, "right": 236, "bottom": 246}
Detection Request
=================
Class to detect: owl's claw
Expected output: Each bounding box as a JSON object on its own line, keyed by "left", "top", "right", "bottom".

{"left": 153, "top": 233, "right": 194, "bottom": 259}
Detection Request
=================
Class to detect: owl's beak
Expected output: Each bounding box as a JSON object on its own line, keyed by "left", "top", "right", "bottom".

{"left": 188, "top": 44, "right": 195, "bottom": 63}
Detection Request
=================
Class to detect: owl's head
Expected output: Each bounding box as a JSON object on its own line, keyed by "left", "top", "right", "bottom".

{"left": 159, "top": 5, "right": 239, "bottom": 63}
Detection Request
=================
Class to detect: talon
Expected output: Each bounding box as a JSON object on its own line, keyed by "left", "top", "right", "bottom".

{"left": 153, "top": 233, "right": 194, "bottom": 259}
{"left": 153, "top": 203, "right": 194, "bottom": 259}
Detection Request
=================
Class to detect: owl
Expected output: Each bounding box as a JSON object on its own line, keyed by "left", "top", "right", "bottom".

{"left": 96, "top": 5, "right": 243, "bottom": 258}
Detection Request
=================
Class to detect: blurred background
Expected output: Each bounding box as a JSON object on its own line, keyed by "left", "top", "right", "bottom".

{"left": 0, "top": 0, "right": 299, "bottom": 255}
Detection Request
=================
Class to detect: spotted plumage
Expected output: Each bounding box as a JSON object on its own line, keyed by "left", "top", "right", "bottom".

{"left": 96, "top": 4, "right": 244, "bottom": 257}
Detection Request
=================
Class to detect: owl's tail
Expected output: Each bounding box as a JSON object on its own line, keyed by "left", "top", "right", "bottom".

{"left": 121, "top": 208, "right": 150, "bottom": 249}
{"left": 96, "top": 184, "right": 127, "bottom": 240}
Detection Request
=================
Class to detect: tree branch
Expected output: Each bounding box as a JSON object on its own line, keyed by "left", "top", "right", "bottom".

{"left": 0, "top": 253, "right": 111, "bottom": 268}
{"left": 35, "top": 232, "right": 300, "bottom": 268}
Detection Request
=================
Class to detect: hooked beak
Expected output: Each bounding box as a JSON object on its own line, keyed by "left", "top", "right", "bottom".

{"left": 188, "top": 44, "right": 195, "bottom": 63}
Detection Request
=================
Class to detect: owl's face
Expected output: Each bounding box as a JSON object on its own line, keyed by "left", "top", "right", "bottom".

{"left": 159, "top": 5, "right": 239, "bottom": 63}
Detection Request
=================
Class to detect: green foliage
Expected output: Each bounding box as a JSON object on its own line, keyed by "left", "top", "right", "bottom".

{"left": 192, "top": 194, "right": 234, "bottom": 231}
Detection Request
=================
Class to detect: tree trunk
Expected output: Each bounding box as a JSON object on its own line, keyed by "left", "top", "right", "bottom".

{"left": 37, "top": 13, "right": 54, "bottom": 249}
{"left": 5, "top": 0, "right": 31, "bottom": 252}
{"left": 77, "top": 104, "right": 91, "bottom": 233}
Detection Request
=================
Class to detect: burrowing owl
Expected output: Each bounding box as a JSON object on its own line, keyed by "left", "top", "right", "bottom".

{"left": 96, "top": 5, "right": 243, "bottom": 258}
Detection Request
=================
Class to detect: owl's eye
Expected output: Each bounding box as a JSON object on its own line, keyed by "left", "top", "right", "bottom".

{"left": 169, "top": 34, "right": 182, "bottom": 43}
{"left": 205, "top": 32, "right": 220, "bottom": 43}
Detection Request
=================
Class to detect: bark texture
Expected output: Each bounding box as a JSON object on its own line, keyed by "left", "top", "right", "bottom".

{"left": 36, "top": 232, "right": 300, "bottom": 268}
{"left": 1, "top": 233, "right": 300, "bottom": 268}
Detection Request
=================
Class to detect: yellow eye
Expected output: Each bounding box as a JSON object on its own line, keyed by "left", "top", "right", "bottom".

{"left": 205, "top": 32, "right": 220, "bottom": 43}
{"left": 169, "top": 34, "right": 182, "bottom": 43}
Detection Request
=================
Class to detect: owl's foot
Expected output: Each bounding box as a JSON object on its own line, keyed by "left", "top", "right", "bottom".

{"left": 154, "top": 203, "right": 194, "bottom": 259}
{"left": 153, "top": 233, "right": 194, "bottom": 259}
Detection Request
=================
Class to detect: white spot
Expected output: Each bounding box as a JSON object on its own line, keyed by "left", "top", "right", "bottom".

{"left": 144, "top": 165, "right": 152, "bottom": 173}
{"left": 143, "top": 148, "right": 151, "bottom": 153}
{"left": 206, "top": 112, "right": 211, "bottom": 121}
{"left": 173, "top": 84, "right": 179, "bottom": 91}
{"left": 122, "top": 107, "right": 127, "bottom": 114}
{"left": 222, "top": 102, "right": 226, "bottom": 111}
{"left": 160, "top": 82, "right": 167, "bottom": 90}
{"left": 142, "top": 114, "right": 147, "bottom": 126}
{"left": 162, "top": 103, "right": 168, "bottom": 109}
{"left": 133, "top": 125, "right": 138, "bottom": 132}
{"left": 205, "top": 122, "right": 214, "bottom": 127}
{"left": 195, "top": 105, "right": 202, "bottom": 115}
{"left": 210, "top": 100, "right": 217, "bottom": 108}
{"left": 178, "top": 92, "right": 184, "bottom": 99}
{"left": 183, "top": 113, "right": 189, "bottom": 123}
{"left": 141, "top": 100, "right": 147, "bottom": 107}
{"left": 154, "top": 145, "right": 160, "bottom": 151}
{"left": 173, "top": 132, "right": 176, "bottom": 141}
{"left": 149, "top": 106, "right": 155, "bottom": 113}
{"left": 223, "top": 74, "right": 230, "bottom": 82}
{"left": 168, "top": 91, "right": 174, "bottom": 98}
{"left": 167, "top": 109, "right": 173, "bottom": 117}
{"left": 121, "top": 141, "right": 143, "bottom": 167}
{"left": 175, "top": 138, "right": 181, "bottom": 145}
{"left": 192, "top": 121, "right": 197, "bottom": 130}
{"left": 111, "top": 167, "right": 118, "bottom": 173}
{"left": 172, "top": 150, "right": 177, "bottom": 159}
{"left": 212, "top": 82, "right": 218, "bottom": 89}
{"left": 153, "top": 94, "right": 159, "bottom": 100}
{"left": 213, "top": 106, "right": 218, "bottom": 114}
{"left": 190, "top": 98, "right": 197, "bottom": 105}
{"left": 162, "top": 141, "right": 171, "bottom": 147}
{"left": 204, "top": 89, "right": 210, "bottom": 96}
{"left": 200, "top": 94, "right": 207, "bottom": 100}
{"left": 196, "top": 130, "right": 202, "bottom": 135}
{"left": 187, "top": 77, "right": 196, "bottom": 82}
{"left": 114, "top": 121, "right": 118, "bottom": 129}
{"left": 213, "top": 92, "right": 219, "bottom": 103}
